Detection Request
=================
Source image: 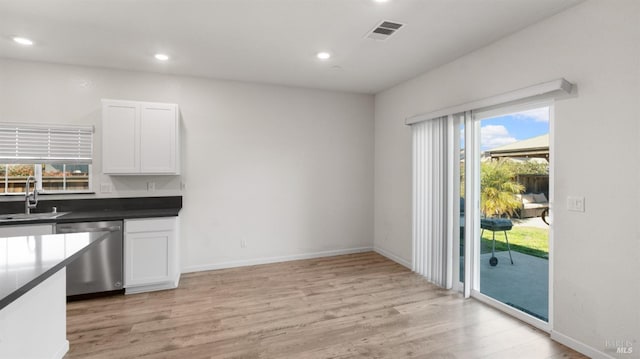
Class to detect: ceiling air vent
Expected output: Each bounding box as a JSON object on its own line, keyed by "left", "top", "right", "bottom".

{"left": 365, "top": 20, "right": 405, "bottom": 41}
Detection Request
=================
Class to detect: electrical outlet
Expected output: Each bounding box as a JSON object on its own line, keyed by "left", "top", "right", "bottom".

{"left": 147, "top": 182, "right": 156, "bottom": 192}
{"left": 100, "top": 183, "right": 112, "bottom": 193}
{"left": 567, "top": 196, "right": 585, "bottom": 212}
{"left": 240, "top": 240, "right": 247, "bottom": 248}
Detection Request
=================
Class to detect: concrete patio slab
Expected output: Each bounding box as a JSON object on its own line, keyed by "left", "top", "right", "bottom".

{"left": 479, "top": 251, "right": 548, "bottom": 321}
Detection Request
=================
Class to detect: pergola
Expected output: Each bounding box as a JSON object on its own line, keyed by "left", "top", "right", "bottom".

{"left": 484, "top": 134, "right": 549, "bottom": 161}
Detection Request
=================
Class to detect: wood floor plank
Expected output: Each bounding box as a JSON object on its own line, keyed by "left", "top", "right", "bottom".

{"left": 64, "top": 252, "right": 586, "bottom": 359}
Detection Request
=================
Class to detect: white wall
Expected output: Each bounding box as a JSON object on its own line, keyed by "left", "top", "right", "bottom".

{"left": 0, "top": 59, "right": 374, "bottom": 271}
{"left": 374, "top": 0, "right": 639, "bottom": 356}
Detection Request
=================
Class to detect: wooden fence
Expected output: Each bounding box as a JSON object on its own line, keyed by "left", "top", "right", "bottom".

{"left": 1, "top": 176, "right": 89, "bottom": 193}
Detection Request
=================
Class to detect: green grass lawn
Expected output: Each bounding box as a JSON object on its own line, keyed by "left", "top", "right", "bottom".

{"left": 480, "top": 226, "right": 549, "bottom": 259}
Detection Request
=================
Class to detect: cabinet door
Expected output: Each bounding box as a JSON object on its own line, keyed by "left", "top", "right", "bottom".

{"left": 102, "top": 101, "right": 140, "bottom": 174}
{"left": 124, "top": 218, "right": 177, "bottom": 288}
{"left": 140, "top": 103, "right": 179, "bottom": 174}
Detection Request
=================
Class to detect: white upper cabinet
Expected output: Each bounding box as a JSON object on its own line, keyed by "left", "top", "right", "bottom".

{"left": 102, "top": 100, "right": 140, "bottom": 174}
{"left": 102, "top": 99, "right": 180, "bottom": 175}
{"left": 140, "top": 104, "right": 178, "bottom": 173}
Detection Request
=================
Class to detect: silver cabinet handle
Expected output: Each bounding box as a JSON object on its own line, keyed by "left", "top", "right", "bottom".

{"left": 57, "top": 226, "right": 121, "bottom": 233}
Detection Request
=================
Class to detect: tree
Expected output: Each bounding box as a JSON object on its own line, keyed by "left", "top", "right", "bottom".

{"left": 480, "top": 160, "right": 525, "bottom": 217}
{"left": 7, "top": 164, "right": 34, "bottom": 177}
{"left": 509, "top": 160, "right": 548, "bottom": 175}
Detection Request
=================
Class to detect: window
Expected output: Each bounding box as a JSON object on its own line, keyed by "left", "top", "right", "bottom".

{"left": 0, "top": 123, "right": 93, "bottom": 194}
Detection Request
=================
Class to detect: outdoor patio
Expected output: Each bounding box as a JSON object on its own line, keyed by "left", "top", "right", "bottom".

{"left": 511, "top": 216, "right": 548, "bottom": 229}
{"left": 479, "top": 250, "right": 548, "bottom": 321}
{"left": 460, "top": 216, "right": 549, "bottom": 322}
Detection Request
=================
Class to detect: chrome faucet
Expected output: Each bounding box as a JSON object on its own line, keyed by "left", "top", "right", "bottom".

{"left": 25, "top": 175, "right": 38, "bottom": 214}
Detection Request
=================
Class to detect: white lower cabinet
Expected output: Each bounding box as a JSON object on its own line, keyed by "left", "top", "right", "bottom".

{"left": 124, "top": 217, "right": 179, "bottom": 294}
{"left": 0, "top": 224, "right": 53, "bottom": 237}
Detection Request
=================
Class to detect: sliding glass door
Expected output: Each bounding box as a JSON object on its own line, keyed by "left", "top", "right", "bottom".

{"left": 461, "top": 102, "right": 552, "bottom": 329}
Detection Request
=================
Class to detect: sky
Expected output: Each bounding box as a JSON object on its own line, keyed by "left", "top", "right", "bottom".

{"left": 478, "top": 107, "right": 549, "bottom": 150}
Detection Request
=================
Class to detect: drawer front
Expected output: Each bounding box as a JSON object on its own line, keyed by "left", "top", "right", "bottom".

{"left": 125, "top": 217, "right": 176, "bottom": 233}
{"left": 0, "top": 224, "right": 53, "bottom": 237}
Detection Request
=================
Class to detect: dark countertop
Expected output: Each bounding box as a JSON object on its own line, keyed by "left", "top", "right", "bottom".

{"left": 0, "top": 231, "right": 109, "bottom": 310}
{"left": 57, "top": 208, "right": 180, "bottom": 222}
{"left": 0, "top": 208, "right": 181, "bottom": 226}
{"left": 0, "top": 195, "right": 182, "bottom": 226}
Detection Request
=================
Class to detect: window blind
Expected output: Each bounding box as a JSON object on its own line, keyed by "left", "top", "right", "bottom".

{"left": 0, "top": 123, "right": 94, "bottom": 164}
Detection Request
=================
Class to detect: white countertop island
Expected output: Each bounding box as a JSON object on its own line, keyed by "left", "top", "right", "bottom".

{"left": 0, "top": 231, "right": 108, "bottom": 359}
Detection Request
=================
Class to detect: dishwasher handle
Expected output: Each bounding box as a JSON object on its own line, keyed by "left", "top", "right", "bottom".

{"left": 99, "top": 226, "right": 122, "bottom": 232}
{"left": 56, "top": 225, "right": 122, "bottom": 234}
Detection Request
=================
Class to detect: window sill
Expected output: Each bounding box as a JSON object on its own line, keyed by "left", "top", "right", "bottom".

{"left": 1, "top": 191, "right": 95, "bottom": 196}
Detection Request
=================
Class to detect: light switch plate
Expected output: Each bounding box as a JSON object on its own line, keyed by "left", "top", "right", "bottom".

{"left": 567, "top": 196, "right": 585, "bottom": 212}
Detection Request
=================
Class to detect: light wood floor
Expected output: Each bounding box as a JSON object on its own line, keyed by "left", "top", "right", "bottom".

{"left": 65, "top": 252, "right": 586, "bottom": 358}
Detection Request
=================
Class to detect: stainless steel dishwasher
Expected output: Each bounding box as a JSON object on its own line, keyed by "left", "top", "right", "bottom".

{"left": 55, "top": 221, "right": 124, "bottom": 297}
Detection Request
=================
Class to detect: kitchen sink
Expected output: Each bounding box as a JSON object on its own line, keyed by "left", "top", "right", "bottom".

{"left": 0, "top": 212, "right": 69, "bottom": 222}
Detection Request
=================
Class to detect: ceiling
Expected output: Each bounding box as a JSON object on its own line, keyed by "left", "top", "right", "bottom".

{"left": 0, "top": 0, "right": 582, "bottom": 94}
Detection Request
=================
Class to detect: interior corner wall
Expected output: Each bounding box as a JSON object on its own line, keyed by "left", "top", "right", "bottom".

{"left": 0, "top": 59, "right": 375, "bottom": 271}
{"left": 374, "top": 0, "right": 640, "bottom": 356}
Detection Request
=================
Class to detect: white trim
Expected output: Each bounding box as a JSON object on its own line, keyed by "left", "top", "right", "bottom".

{"left": 472, "top": 291, "right": 550, "bottom": 332}
{"left": 181, "top": 246, "right": 373, "bottom": 273}
{"left": 547, "top": 102, "right": 555, "bottom": 331}
{"left": 52, "top": 340, "right": 70, "bottom": 359}
{"left": 551, "top": 331, "right": 615, "bottom": 359}
{"left": 125, "top": 282, "right": 176, "bottom": 294}
{"left": 466, "top": 102, "right": 555, "bottom": 331}
{"left": 405, "top": 78, "right": 573, "bottom": 125}
{"left": 125, "top": 273, "right": 180, "bottom": 295}
{"left": 374, "top": 246, "right": 411, "bottom": 269}
{"left": 464, "top": 111, "right": 480, "bottom": 298}
{"left": 0, "top": 122, "right": 94, "bottom": 132}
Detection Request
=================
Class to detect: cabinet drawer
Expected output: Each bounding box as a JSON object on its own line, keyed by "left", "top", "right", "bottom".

{"left": 125, "top": 217, "right": 176, "bottom": 233}
{"left": 0, "top": 224, "right": 53, "bottom": 237}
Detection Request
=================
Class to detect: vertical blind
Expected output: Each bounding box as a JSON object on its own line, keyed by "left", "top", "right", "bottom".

{"left": 412, "top": 116, "right": 457, "bottom": 288}
{"left": 0, "top": 123, "right": 94, "bottom": 164}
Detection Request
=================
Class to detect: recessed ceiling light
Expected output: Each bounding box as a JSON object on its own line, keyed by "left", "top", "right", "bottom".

{"left": 13, "top": 37, "right": 34, "bottom": 46}
{"left": 316, "top": 52, "right": 331, "bottom": 60}
{"left": 154, "top": 53, "right": 169, "bottom": 61}
{"left": 373, "top": 0, "right": 390, "bottom": 3}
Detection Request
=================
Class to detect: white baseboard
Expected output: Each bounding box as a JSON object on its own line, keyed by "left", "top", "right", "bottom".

{"left": 373, "top": 246, "right": 411, "bottom": 269}
{"left": 125, "top": 281, "right": 179, "bottom": 295}
{"left": 551, "top": 330, "right": 615, "bottom": 359}
{"left": 181, "top": 246, "right": 373, "bottom": 273}
{"left": 52, "top": 340, "right": 69, "bottom": 359}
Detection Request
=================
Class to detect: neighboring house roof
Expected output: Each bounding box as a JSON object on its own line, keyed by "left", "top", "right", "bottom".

{"left": 484, "top": 134, "right": 549, "bottom": 160}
